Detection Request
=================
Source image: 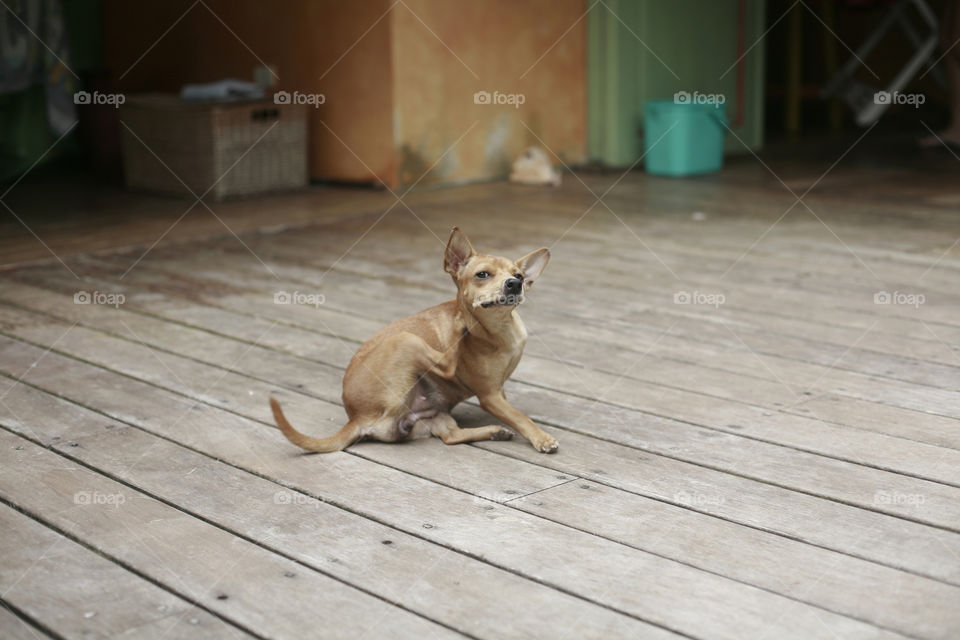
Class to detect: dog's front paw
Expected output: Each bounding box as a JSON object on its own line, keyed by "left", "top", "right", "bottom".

{"left": 491, "top": 428, "right": 514, "bottom": 441}
{"left": 533, "top": 435, "right": 558, "bottom": 453}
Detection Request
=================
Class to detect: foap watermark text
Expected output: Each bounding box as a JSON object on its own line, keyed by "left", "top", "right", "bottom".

{"left": 274, "top": 290, "right": 325, "bottom": 308}
{"left": 674, "top": 290, "right": 725, "bottom": 308}
{"left": 273, "top": 490, "right": 317, "bottom": 506}
{"left": 74, "top": 491, "right": 126, "bottom": 507}
{"left": 74, "top": 91, "right": 125, "bottom": 108}
{"left": 874, "top": 490, "right": 925, "bottom": 506}
{"left": 674, "top": 491, "right": 725, "bottom": 507}
{"left": 674, "top": 91, "right": 725, "bottom": 107}
{"left": 75, "top": 291, "right": 125, "bottom": 308}
{"left": 274, "top": 91, "right": 325, "bottom": 108}
{"left": 874, "top": 91, "right": 925, "bottom": 108}
{"left": 475, "top": 287, "right": 525, "bottom": 308}
{"left": 874, "top": 290, "right": 924, "bottom": 308}
{"left": 473, "top": 90, "right": 525, "bottom": 108}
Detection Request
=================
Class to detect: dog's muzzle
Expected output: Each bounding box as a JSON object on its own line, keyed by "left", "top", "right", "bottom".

{"left": 480, "top": 277, "right": 525, "bottom": 308}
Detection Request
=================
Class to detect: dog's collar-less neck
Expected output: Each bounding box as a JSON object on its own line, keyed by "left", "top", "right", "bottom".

{"left": 458, "top": 306, "right": 518, "bottom": 347}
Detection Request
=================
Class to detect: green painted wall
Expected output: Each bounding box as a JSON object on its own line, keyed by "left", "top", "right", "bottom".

{"left": 588, "top": 0, "right": 766, "bottom": 167}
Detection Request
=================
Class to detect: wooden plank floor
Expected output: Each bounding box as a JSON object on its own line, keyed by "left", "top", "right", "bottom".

{"left": 1, "top": 158, "right": 959, "bottom": 639}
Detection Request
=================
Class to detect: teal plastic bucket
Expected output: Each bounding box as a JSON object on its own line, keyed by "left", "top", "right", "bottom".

{"left": 643, "top": 100, "right": 727, "bottom": 177}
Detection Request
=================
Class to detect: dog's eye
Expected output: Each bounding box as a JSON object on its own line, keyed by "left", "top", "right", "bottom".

{"left": 475, "top": 271, "right": 491, "bottom": 279}
{"left": 514, "top": 273, "right": 523, "bottom": 280}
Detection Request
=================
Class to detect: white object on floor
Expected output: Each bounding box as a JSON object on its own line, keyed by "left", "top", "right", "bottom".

{"left": 510, "top": 147, "right": 562, "bottom": 187}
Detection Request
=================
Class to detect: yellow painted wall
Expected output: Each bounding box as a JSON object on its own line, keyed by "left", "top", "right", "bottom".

{"left": 390, "top": 0, "right": 587, "bottom": 186}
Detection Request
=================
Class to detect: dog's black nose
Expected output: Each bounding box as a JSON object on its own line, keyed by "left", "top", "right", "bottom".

{"left": 504, "top": 278, "right": 523, "bottom": 295}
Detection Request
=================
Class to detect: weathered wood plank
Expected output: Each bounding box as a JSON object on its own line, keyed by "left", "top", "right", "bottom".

{"left": 129, "top": 235, "right": 960, "bottom": 349}
{"left": 75, "top": 245, "right": 958, "bottom": 420}
{"left": 503, "top": 476, "right": 960, "bottom": 639}
{"left": 74, "top": 248, "right": 960, "bottom": 417}
{"left": 4, "top": 282, "right": 959, "bottom": 524}
{"left": 4, "top": 296, "right": 959, "bottom": 592}
{"left": 468, "top": 420, "right": 960, "bottom": 582}
{"left": 0, "top": 384, "right": 678, "bottom": 640}
{"left": 46, "top": 257, "right": 960, "bottom": 455}
{"left": 0, "top": 302, "right": 566, "bottom": 501}
{"left": 4, "top": 313, "right": 959, "bottom": 587}
{"left": 76, "top": 220, "right": 958, "bottom": 353}
{"left": 0, "top": 430, "right": 466, "bottom": 640}
{"left": 0, "top": 336, "right": 911, "bottom": 638}
{"left": 0, "top": 604, "right": 51, "bottom": 640}
{"left": 191, "top": 216, "right": 960, "bottom": 336}
{"left": 790, "top": 394, "right": 960, "bottom": 448}
{"left": 0, "top": 501, "right": 247, "bottom": 639}
{"left": 185, "top": 197, "right": 959, "bottom": 298}
{"left": 4, "top": 168, "right": 960, "bottom": 640}
{"left": 3, "top": 282, "right": 960, "bottom": 533}
{"left": 354, "top": 437, "right": 960, "bottom": 638}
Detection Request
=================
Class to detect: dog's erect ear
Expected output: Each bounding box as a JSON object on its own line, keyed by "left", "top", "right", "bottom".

{"left": 517, "top": 248, "right": 550, "bottom": 285}
{"left": 444, "top": 227, "right": 476, "bottom": 277}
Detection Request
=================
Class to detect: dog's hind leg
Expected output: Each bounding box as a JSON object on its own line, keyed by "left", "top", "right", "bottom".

{"left": 422, "top": 413, "right": 514, "bottom": 445}
{"left": 270, "top": 396, "right": 364, "bottom": 452}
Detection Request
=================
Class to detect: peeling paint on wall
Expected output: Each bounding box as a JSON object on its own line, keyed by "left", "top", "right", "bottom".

{"left": 483, "top": 114, "right": 513, "bottom": 177}
{"left": 391, "top": 0, "right": 587, "bottom": 187}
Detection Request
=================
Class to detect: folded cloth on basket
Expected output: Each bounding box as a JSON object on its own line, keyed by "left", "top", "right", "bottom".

{"left": 180, "top": 79, "right": 264, "bottom": 102}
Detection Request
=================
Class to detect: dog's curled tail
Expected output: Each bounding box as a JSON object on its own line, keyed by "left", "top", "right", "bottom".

{"left": 269, "top": 396, "right": 360, "bottom": 453}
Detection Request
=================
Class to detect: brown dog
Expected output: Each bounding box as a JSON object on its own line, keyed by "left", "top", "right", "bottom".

{"left": 269, "top": 227, "right": 559, "bottom": 453}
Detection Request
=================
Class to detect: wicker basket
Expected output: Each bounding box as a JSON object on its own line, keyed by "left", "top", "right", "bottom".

{"left": 120, "top": 94, "right": 308, "bottom": 200}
